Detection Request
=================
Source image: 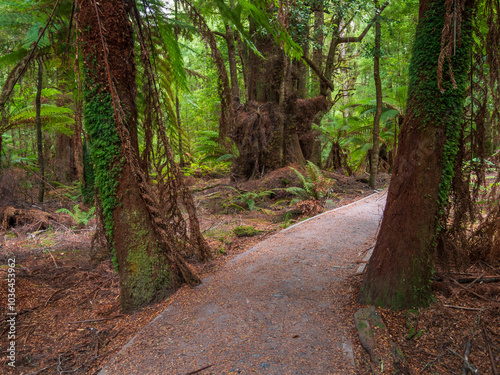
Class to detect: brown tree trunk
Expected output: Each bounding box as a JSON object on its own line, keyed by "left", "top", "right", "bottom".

{"left": 36, "top": 59, "right": 45, "bottom": 203}
{"left": 359, "top": 0, "right": 473, "bottom": 309}
{"left": 73, "top": 31, "right": 84, "bottom": 183}
{"left": 225, "top": 25, "right": 240, "bottom": 100}
{"left": 78, "top": 0, "right": 193, "bottom": 312}
{"left": 235, "top": 32, "right": 248, "bottom": 100}
{"left": 369, "top": 2, "right": 382, "bottom": 189}
{"left": 312, "top": 5, "right": 324, "bottom": 97}
{"left": 54, "top": 134, "right": 75, "bottom": 183}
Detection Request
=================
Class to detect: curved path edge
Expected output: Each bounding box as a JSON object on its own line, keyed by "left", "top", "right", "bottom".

{"left": 99, "top": 191, "right": 387, "bottom": 375}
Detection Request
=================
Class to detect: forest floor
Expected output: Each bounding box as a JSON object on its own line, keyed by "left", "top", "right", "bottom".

{"left": 0, "top": 167, "right": 499, "bottom": 374}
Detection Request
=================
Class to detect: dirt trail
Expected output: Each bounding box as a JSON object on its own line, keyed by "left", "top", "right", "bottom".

{"left": 98, "top": 191, "right": 387, "bottom": 375}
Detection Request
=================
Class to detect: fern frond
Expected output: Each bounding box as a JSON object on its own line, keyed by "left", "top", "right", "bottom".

{"left": 285, "top": 186, "right": 308, "bottom": 200}
{"left": 0, "top": 48, "right": 29, "bottom": 68}
{"left": 289, "top": 167, "right": 307, "bottom": 188}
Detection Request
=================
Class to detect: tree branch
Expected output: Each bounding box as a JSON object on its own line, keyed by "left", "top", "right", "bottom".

{"left": 302, "top": 55, "right": 334, "bottom": 91}
{"left": 213, "top": 30, "right": 228, "bottom": 40}
{"left": 338, "top": 2, "right": 389, "bottom": 44}
{"left": 322, "top": 1, "right": 389, "bottom": 95}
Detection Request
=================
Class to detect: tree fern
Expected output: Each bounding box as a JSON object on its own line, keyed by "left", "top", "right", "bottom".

{"left": 287, "top": 162, "right": 333, "bottom": 201}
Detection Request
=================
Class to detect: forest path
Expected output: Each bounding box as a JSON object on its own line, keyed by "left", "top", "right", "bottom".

{"left": 99, "top": 191, "right": 387, "bottom": 375}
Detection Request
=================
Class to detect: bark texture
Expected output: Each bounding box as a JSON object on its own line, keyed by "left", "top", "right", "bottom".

{"left": 369, "top": 2, "right": 383, "bottom": 189}
{"left": 36, "top": 59, "right": 45, "bottom": 203}
{"left": 359, "top": 0, "right": 473, "bottom": 309}
{"left": 78, "top": 0, "right": 190, "bottom": 312}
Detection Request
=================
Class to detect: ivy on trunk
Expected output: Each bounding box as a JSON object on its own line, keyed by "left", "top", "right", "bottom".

{"left": 359, "top": 0, "right": 473, "bottom": 309}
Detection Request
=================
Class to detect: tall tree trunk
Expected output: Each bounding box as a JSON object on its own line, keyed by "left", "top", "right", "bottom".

{"left": 175, "top": 0, "right": 185, "bottom": 168}
{"left": 54, "top": 134, "right": 75, "bottom": 183}
{"left": 0, "top": 133, "right": 3, "bottom": 168}
{"left": 359, "top": 0, "right": 473, "bottom": 309}
{"left": 312, "top": 4, "right": 324, "bottom": 97}
{"left": 235, "top": 32, "right": 248, "bottom": 101}
{"left": 79, "top": 0, "right": 194, "bottom": 312}
{"left": 225, "top": 25, "right": 240, "bottom": 100}
{"left": 73, "top": 28, "right": 84, "bottom": 183}
{"left": 369, "top": 2, "right": 382, "bottom": 189}
{"left": 36, "top": 59, "right": 45, "bottom": 203}
{"left": 176, "top": 90, "right": 185, "bottom": 168}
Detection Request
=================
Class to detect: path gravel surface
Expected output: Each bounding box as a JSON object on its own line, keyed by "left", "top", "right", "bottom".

{"left": 99, "top": 191, "right": 387, "bottom": 375}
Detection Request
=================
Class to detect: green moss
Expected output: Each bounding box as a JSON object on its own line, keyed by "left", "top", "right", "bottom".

{"left": 233, "top": 225, "right": 262, "bottom": 237}
{"left": 82, "top": 69, "right": 123, "bottom": 266}
{"left": 407, "top": 0, "right": 472, "bottom": 218}
{"left": 124, "top": 210, "right": 171, "bottom": 309}
{"left": 81, "top": 140, "right": 95, "bottom": 204}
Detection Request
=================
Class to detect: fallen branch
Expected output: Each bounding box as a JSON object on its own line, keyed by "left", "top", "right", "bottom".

{"left": 447, "top": 348, "right": 480, "bottom": 375}
{"left": 26, "top": 364, "right": 56, "bottom": 375}
{"left": 186, "top": 364, "right": 213, "bottom": 375}
{"left": 434, "top": 275, "right": 500, "bottom": 284}
{"left": 422, "top": 352, "right": 448, "bottom": 372}
{"left": 461, "top": 340, "right": 471, "bottom": 375}
{"left": 443, "top": 305, "right": 485, "bottom": 311}
{"left": 68, "top": 315, "right": 123, "bottom": 324}
{"left": 44, "top": 288, "right": 63, "bottom": 307}
{"left": 449, "top": 277, "right": 493, "bottom": 302}
{"left": 46, "top": 250, "right": 59, "bottom": 268}
{"left": 465, "top": 273, "right": 485, "bottom": 289}
{"left": 483, "top": 328, "right": 499, "bottom": 375}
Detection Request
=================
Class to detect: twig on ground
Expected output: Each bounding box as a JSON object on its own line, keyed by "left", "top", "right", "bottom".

{"left": 447, "top": 348, "right": 480, "bottom": 374}
{"left": 434, "top": 275, "right": 500, "bottom": 284}
{"left": 68, "top": 315, "right": 124, "bottom": 324}
{"left": 465, "top": 273, "right": 485, "bottom": 289}
{"left": 443, "top": 305, "right": 485, "bottom": 311}
{"left": 202, "top": 217, "right": 225, "bottom": 234}
{"left": 102, "top": 327, "right": 124, "bottom": 347}
{"left": 44, "top": 288, "right": 64, "bottom": 307}
{"left": 26, "top": 363, "right": 56, "bottom": 375}
{"left": 186, "top": 364, "right": 213, "bottom": 375}
{"left": 449, "top": 276, "right": 493, "bottom": 302}
{"left": 23, "top": 325, "right": 37, "bottom": 345}
{"left": 461, "top": 340, "right": 471, "bottom": 375}
{"left": 47, "top": 250, "right": 59, "bottom": 268}
{"left": 422, "top": 352, "right": 448, "bottom": 372}
{"left": 483, "top": 328, "right": 499, "bottom": 375}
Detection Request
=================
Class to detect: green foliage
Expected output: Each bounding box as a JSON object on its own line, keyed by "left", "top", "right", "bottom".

{"left": 10, "top": 103, "right": 75, "bottom": 134}
{"left": 232, "top": 225, "right": 262, "bottom": 237}
{"left": 82, "top": 74, "right": 122, "bottom": 249}
{"left": 286, "top": 161, "right": 334, "bottom": 201}
{"left": 193, "top": 130, "right": 237, "bottom": 163}
{"left": 406, "top": 0, "right": 472, "bottom": 212}
{"left": 56, "top": 204, "right": 96, "bottom": 227}
{"left": 226, "top": 187, "right": 273, "bottom": 211}
{"left": 81, "top": 141, "right": 95, "bottom": 204}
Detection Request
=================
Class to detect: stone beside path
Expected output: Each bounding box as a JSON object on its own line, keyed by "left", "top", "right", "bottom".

{"left": 99, "top": 191, "right": 387, "bottom": 375}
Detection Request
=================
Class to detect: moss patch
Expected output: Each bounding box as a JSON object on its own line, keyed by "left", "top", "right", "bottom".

{"left": 233, "top": 226, "right": 262, "bottom": 237}
{"left": 124, "top": 210, "right": 171, "bottom": 310}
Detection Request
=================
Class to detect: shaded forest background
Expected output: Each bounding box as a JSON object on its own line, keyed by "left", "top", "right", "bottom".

{"left": 1, "top": 0, "right": 500, "bottom": 373}
{"left": 0, "top": 0, "right": 499, "bottom": 311}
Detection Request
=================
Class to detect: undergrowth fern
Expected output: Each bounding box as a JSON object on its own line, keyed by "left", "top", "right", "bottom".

{"left": 56, "top": 205, "right": 96, "bottom": 227}
{"left": 286, "top": 161, "right": 334, "bottom": 202}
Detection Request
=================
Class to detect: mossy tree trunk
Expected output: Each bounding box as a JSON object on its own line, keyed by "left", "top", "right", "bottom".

{"left": 231, "top": 17, "right": 328, "bottom": 180}
{"left": 359, "top": 0, "right": 473, "bottom": 309}
{"left": 78, "top": 0, "right": 182, "bottom": 312}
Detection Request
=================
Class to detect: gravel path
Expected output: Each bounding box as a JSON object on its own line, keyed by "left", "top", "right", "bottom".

{"left": 99, "top": 191, "right": 387, "bottom": 375}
